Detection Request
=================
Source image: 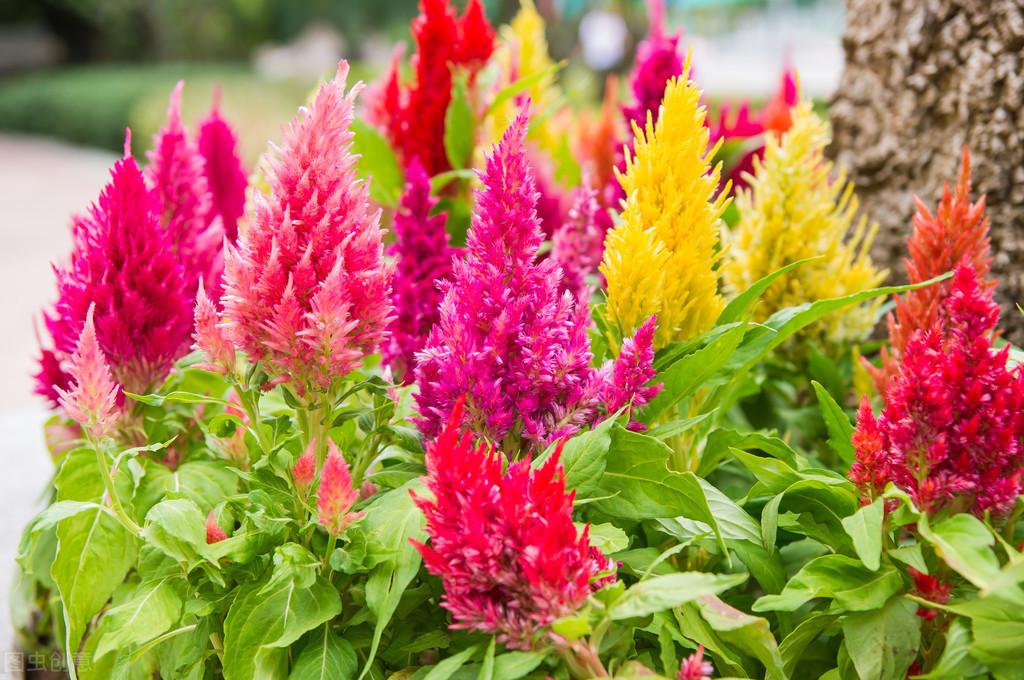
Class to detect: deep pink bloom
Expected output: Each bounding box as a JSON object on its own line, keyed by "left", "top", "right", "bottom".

{"left": 41, "top": 142, "right": 193, "bottom": 396}
{"left": 196, "top": 90, "right": 248, "bottom": 243}
{"left": 205, "top": 510, "right": 228, "bottom": 544}
{"left": 222, "top": 62, "right": 393, "bottom": 397}
{"left": 192, "top": 279, "right": 235, "bottom": 375}
{"left": 414, "top": 111, "right": 660, "bottom": 450}
{"left": 551, "top": 181, "right": 604, "bottom": 301}
{"left": 34, "top": 347, "right": 72, "bottom": 408}
{"left": 292, "top": 441, "right": 316, "bottom": 492}
{"left": 412, "top": 403, "right": 615, "bottom": 650}
{"left": 601, "top": 315, "right": 661, "bottom": 419}
{"left": 384, "top": 158, "right": 457, "bottom": 383}
{"left": 532, "top": 149, "right": 569, "bottom": 241}
{"left": 56, "top": 306, "right": 120, "bottom": 439}
{"left": 678, "top": 645, "right": 713, "bottom": 680}
{"left": 623, "top": 0, "right": 683, "bottom": 135}
{"left": 316, "top": 440, "right": 362, "bottom": 535}
{"left": 907, "top": 567, "right": 951, "bottom": 621}
{"left": 850, "top": 265, "right": 1024, "bottom": 516}
{"left": 146, "top": 82, "right": 225, "bottom": 296}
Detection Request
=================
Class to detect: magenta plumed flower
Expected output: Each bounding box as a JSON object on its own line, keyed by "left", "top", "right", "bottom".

{"left": 678, "top": 645, "right": 713, "bottom": 680}
{"left": 41, "top": 142, "right": 193, "bottom": 398}
{"left": 197, "top": 91, "right": 248, "bottom": 243}
{"left": 384, "top": 157, "right": 457, "bottom": 383}
{"left": 56, "top": 305, "right": 120, "bottom": 439}
{"left": 316, "top": 440, "right": 362, "bottom": 535}
{"left": 601, "top": 315, "right": 661, "bottom": 418}
{"left": 551, "top": 181, "right": 604, "bottom": 301}
{"left": 146, "top": 82, "right": 225, "bottom": 296}
{"left": 622, "top": 0, "right": 683, "bottom": 135}
{"left": 412, "top": 403, "right": 615, "bottom": 650}
{"left": 850, "top": 264, "right": 1024, "bottom": 515}
{"left": 222, "top": 62, "right": 393, "bottom": 397}
{"left": 414, "top": 110, "right": 660, "bottom": 450}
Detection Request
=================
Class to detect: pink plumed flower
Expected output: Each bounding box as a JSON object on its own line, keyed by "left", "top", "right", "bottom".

{"left": 602, "top": 315, "right": 662, "bottom": 419}
{"left": 34, "top": 346, "right": 72, "bottom": 408}
{"left": 41, "top": 140, "right": 193, "bottom": 397}
{"left": 850, "top": 264, "right": 1024, "bottom": 516}
{"left": 222, "top": 62, "right": 393, "bottom": 398}
{"left": 196, "top": 90, "right": 248, "bottom": 243}
{"left": 316, "top": 440, "right": 362, "bottom": 535}
{"left": 56, "top": 306, "right": 120, "bottom": 440}
{"left": 205, "top": 510, "right": 228, "bottom": 544}
{"left": 551, "top": 181, "right": 604, "bottom": 301}
{"left": 623, "top": 0, "right": 683, "bottom": 135}
{"left": 146, "top": 82, "right": 225, "bottom": 296}
{"left": 292, "top": 442, "right": 317, "bottom": 492}
{"left": 384, "top": 157, "right": 457, "bottom": 383}
{"left": 412, "top": 403, "right": 615, "bottom": 650}
{"left": 415, "top": 110, "right": 660, "bottom": 451}
{"left": 678, "top": 645, "right": 713, "bottom": 680}
{"left": 192, "top": 279, "right": 235, "bottom": 375}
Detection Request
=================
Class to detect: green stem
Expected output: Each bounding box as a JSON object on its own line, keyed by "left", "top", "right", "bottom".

{"left": 238, "top": 387, "right": 272, "bottom": 456}
{"left": 93, "top": 441, "right": 141, "bottom": 535}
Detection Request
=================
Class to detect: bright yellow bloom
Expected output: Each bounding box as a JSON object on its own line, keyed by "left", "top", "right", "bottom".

{"left": 723, "top": 102, "right": 887, "bottom": 347}
{"left": 601, "top": 59, "right": 729, "bottom": 349}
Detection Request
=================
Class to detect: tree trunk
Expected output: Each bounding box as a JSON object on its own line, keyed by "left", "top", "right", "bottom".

{"left": 829, "top": 0, "right": 1024, "bottom": 340}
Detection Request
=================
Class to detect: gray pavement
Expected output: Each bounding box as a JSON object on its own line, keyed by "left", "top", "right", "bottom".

{"left": 0, "top": 134, "right": 116, "bottom": 662}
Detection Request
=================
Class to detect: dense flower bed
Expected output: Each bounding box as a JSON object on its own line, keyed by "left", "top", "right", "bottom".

{"left": 15, "top": 1, "right": 1024, "bottom": 679}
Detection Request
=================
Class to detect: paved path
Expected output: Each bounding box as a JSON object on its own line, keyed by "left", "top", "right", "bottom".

{"left": 0, "top": 134, "right": 116, "bottom": 666}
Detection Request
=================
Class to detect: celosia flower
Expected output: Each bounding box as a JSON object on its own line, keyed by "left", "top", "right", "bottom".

{"left": 412, "top": 403, "right": 615, "bottom": 650}
{"left": 723, "top": 102, "right": 886, "bottom": 348}
{"left": 601, "top": 316, "right": 661, "bottom": 418}
{"left": 551, "top": 181, "right": 603, "bottom": 300}
{"left": 56, "top": 306, "right": 120, "bottom": 440}
{"left": 192, "top": 280, "right": 235, "bottom": 375}
{"left": 292, "top": 442, "right": 316, "bottom": 492}
{"left": 602, "top": 63, "right": 728, "bottom": 349}
{"left": 849, "top": 265, "right": 1024, "bottom": 516}
{"left": 384, "top": 158, "right": 457, "bottom": 383}
{"left": 205, "top": 510, "right": 228, "bottom": 544}
{"left": 622, "top": 0, "right": 683, "bottom": 135}
{"left": 34, "top": 346, "right": 72, "bottom": 408}
{"left": 316, "top": 441, "right": 362, "bottom": 535}
{"left": 146, "top": 82, "right": 224, "bottom": 295}
{"left": 197, "top": 90, "right": 248, "bottom": 243}
{"left": 222, "top": 62, "right": 393, "bottom": 398}
{"left": 907, "top": 568, "right": 951, "bottom": 621}
{"left": 575, "top": 77, "right": 623, "bottom": 208}
{"left": 871, "top": 147, "right": 993, "bottom": 391}
{"left": 415, "top": 111, "right": 660, "bottom": 450}
{"left": 678, "top": 645, "right": 713, "bottom": 680}
{"left": 41, "top": 139, "right": 193, "bottom": 396}
{"left": 371, "top": 0, "right": 495, "bottom": 175}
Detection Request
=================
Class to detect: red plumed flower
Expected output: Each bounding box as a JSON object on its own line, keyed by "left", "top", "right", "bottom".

{"left": 221, "top": 62, "right": 393, "bottom": 397}
{"left": 205, "top": 510, "right": 228, "bottom": 544}
{"left": 40, "top": 142, "right": 193, "bottom": 397}
{"left": 907, "top": 568, "right": 951, "bottom": 621}
{"left": 850, "top": 265, "right": 1024, "bottom": 516}
{"left": 412, "top": 402, "right": 615, "bottom": 650}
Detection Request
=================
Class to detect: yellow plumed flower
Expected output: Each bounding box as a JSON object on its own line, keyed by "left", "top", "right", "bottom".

{"left": 722, "top": 102, "right": 887, "bottom": 347}
{"left": 601, "top": 58, "right": 729, "bottom": 349}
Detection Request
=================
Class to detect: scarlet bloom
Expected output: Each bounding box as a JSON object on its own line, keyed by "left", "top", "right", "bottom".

{"left": 907, "top": 568, "right": 951, "bottom": 621}
{"left": 205, "top": 510, "right": 228, "bottom": 544}
{"left": 412, "top": 403, "right": 615, "bottom": 650}
{"left": 850, "top": 265, "right": 1024, "bottom": 516}
{"left": 56, "top": 306, "right": 120, "bottom": 440}
{"left": 369, "top": 0, "right": 495, "bottom": 175}
{"left": 39, "top": 140, "right": 193, "bottom": 398}
{"left": 871, "top": 147, "right": 993, "bottom": 391}
{"left": 384, "top": 158, "right": 457, "bottom": 383}
{"left": 221, "top": 62, "right": 392, "bottom": 397}
{"left": 316, "top": 441, "right": 362, "bottom": 535}
{"left": 196, "top": 91, "right": 248, "bottom": 243}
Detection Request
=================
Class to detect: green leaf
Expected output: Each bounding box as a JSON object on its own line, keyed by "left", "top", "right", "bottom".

{"left": 779, "top": 612, "right": 839, "bottom": 676}
{"left": 95, "top": 577, "right": 183, "bottom": 658}
{"left": 419, "top": 644, "right": 481, "bottom": 680}
{"left": 492, "top": 651, "right": 548, "bottom": 679}
{"left": 811, "top": 380, "right": 856, "bottom": 465}
{"left": 917, "top": 618, "right": 985, "bottom": 679}
{"left": 753, "top": 555, "right": 902, "bottom": 612}
{"left": 696, "top": 595, "right": 786, "bottom": 680}
{"left": 584, "top": 522, "right": 629, "bottom": 554}
{"left": 841, "top": 497, "right": 884, "bottom": 571}
{"left": 918, "top": 513, "right": 1001, "bottom": 590}
{"left": 444, "top": 74, "right": 474, "bottom": 170}
{"left": 478, "top": 637, "right": 496, "bottom": 680}
{"left": 645, "top": 323, "right": 747, "bottom": 420}
{"left": 52, "top": 505, "right": 138, "bottom": 664}
{"left": 351, "top": 118, "right": 403, "bottom": 206}
{"left": 484, "top": 62, "right": 563, "bottom": 117}
{"left": 142, "top": 498, "right": 210, "bottom": 569}
{"left": 222, "top": 572, "right": 342, "bottom": 680}
{"left": 594, "top": 426, "right": 725, "bottom": 552}
{"left": 290, "top": 625, "right": 357, "bottom": 680}
{"left": 551, "top": 614, "right": 591, "bottom": 640}
{"left": 611, "top": 572, "right": 747, "bottom": 620}
{"left": 124, "top": 390, "right": 231, "bottom": 407}
{"left": 842, "top": 596, "right": 921, "bottom": 680}
{"left": 717, "top": 257, "right": 820, "bottom": 325}
{"left": 534, "top": 415, "right": 613, "bottom": 498}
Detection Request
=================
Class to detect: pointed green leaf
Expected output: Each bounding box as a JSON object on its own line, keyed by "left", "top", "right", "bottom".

{"left": 841, "top": 497, "right": 884, "bottom": 571}
{"left": 611, "top": 572, "right": 747, "bottom": 620}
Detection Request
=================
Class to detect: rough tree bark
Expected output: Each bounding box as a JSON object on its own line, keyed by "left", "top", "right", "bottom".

{"left": 829, "top": 0, "right": 1024, "bottom": 340}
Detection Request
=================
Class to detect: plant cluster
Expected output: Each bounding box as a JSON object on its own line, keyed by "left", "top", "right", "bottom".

{"left": 15, "top": 1, "right": 1024, "bottom": 679}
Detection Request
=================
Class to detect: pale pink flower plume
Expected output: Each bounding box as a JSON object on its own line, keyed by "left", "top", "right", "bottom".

{"left": 56, "top": 305, "right": 120, "bottom": 440}
{"left": 316, "top": 439, "right": 362, "bottom": 535}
